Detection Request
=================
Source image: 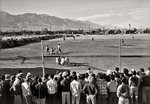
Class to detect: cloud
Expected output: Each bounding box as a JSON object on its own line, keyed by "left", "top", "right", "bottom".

{"left": 77, "top": 7, "right": 150, "bottom": 28}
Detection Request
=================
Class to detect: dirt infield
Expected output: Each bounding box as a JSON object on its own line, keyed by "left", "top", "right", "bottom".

{"left": 0, "top": 34, "right": 150, "bottom": 76}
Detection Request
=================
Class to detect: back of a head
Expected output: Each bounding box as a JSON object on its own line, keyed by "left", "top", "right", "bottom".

{"left": 72, "top": 75, "right": 77, "bottom": 80}
{"left": 50, "top": 74, "right": 54, "bottom": 79}
{"left": 38, "top": 78, "right": 42, "bottom": 83}
{"left": 84, "top": 73, "right": 89, "bottom": 78}
{"left": 121, "top": 77, "right": 127, "bottom": 84}
{"left": 97, "top": 73, "right": 103, "bottom": 79}
{"left": 115, "top": 73, "right": 120, "bottom": 78}
{"left": 131, "top": 70, "right": 136, "bottom": 76}
{"left": 110, "top": 75, "right": 115, "bottom": 80}
{"left": 79, "top": 74, "right": 85, "bottom": 80}
{"left": 44, "top": 74, "right": 49, "bottom": 80}
{"left": 67, "top": 70, "right": 70, "bottom": 76}
{"left": 140, "top": 68, "right": 145, "bottom": 72}
{"left": 35, "top": 76, "right": 39, "bottom": 81}
{"left": 1, "top": 75, "right": 5, "bottom": 81}
{"left": 115, "top": 67, "right": 119, "bottom": 72}
{"left": 123, "top": 68, "right": 129, "bottom": 75}
{"left": 72, "top": 71, "right": 76, "bottom": 76}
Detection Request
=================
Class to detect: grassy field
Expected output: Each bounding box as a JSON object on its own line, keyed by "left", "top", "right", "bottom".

{"left": 0, "top": 34, "right": 150, "bottom": 76}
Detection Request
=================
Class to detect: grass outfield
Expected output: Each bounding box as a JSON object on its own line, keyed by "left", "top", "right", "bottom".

{"left": 0, "top": 34, "right": 150, "bottom": 76}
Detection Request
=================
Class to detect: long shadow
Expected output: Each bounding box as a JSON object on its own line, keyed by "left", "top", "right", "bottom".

{"left": 89, "top": 66, "right": 107, "bottom": 72}
{"left": 67, "top": 62, "right": 89, "bottom": 67}
{"left": 0, "top": 67, "right": 69, "bottom": 77}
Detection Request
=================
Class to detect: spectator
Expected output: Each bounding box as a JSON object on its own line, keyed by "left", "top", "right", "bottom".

{"left": 2, "top": 74, "right": 12, "bottom": 104}
{"left": 11, "top": 74, "right": 23, "bottom": 104}
{"left": 9, "top": 75, "right": 16, "bottom": 104}
{"left": 139, "top": 68, "right": 146, "bottom": 78}
{"left": 84, "top": 73, "right": 89, "bottom": 82}
{"left": 115, "top": 73, "right": 122, "bottom": 87}
{"left": 83, "top": 76, "right": 97, "bottom": 104}
{"left": 117, "top": 77, "right": 131, "bottom": 104}
{"left": 114, "top": 67, "right": 120, "bottom": 75}
{"left": 87, "top": 68, "right": 93, "bottom": 75}
{"left": 138, "top": 68, "right": 150, "bottom": 104}
{"left": 30, "top": 76, "right": 39, "bottom": 104}
{"left": 96, "top": 73, "right": 108, "bottom": 104}
{"left": 78, "top": 74, "right": 87, "bottom": 104}
{"left": 123, "top": 68, "right": 130, "bottom": 85}
{"left": 0, "top": 75, "right": 5, "bottom": 103}
{"left": 129, "top": 69, "right": 140, "bottom": 104}
{"left": 21, "top": 72, "right": 33, "bottom": 104}
{"left": 55, "top": 71, "right": 63, "bottom": 104}
{"left": 46, "top": 74, "right": 57, "bottom": 104}
{"left": 61, "top": 71, "right": 71, "bottom": 104}
{"left": 107, "top": 74, "right": 118, "bottom": 104}
{"left": 35, "top": 78, "right": 47, "bottom": 104}
{"left": 70, "top": 75, "right": 81, "bottom": 104}
{"left": 146, "top": 67, "right": 150, "bottom": 76}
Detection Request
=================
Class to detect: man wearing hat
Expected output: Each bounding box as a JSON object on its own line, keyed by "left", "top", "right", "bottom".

{"left": 61, "top": 71, "right": 71, "bottom": 104}
{"left": 21, "top": 72, "right": 33, "bottom": 104}
{"left": 83, "top": 76, "right": 97, "bottom": 104}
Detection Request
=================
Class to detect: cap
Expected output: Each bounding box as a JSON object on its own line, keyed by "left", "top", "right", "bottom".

{"left": 62, "top": 71, "right": 68, "bottom": 77}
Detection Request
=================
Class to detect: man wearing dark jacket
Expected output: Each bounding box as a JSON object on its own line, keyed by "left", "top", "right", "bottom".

{"left": 35, "top": 78, "right": 47, "bottom": 104}
{"left": 2, "top": 74, "right": 12, "bottom": 104}
{"left": 83, "top": 76, "right": 97, "bottom": 104}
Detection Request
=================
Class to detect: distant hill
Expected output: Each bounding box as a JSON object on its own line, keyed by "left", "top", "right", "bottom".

{"left": 0, "top": 11, "right": 108, "bottom": 32}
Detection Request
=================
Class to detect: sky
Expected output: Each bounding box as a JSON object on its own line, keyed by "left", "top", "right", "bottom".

{"left": 1, "top": 0, "right": 150, "bottom": 28}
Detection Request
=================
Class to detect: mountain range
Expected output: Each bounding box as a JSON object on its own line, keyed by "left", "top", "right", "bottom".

{"left": 0, "top": 11, "right": 115, "bottom": 32}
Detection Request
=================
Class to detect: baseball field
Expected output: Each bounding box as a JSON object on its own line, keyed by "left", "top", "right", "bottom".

{"left": 0, "top": 34, "right": 150, "bottom": 76}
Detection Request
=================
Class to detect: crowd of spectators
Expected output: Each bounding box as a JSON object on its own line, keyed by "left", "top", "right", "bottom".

{"left": 0, "top": 67, "right": 150, "bottom": 104}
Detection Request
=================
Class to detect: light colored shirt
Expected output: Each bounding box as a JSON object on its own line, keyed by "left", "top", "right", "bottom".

{"left": 117, "top": 83, "right": 131, "bottom": 98}
{"left": 21, "top": 81, "right": 31, "bottom": 96}
{"left": 70, "top": 80, "right": 81, "bottom": 96}
{"left": 47, "top": 79, "right": 57, "bottom": 94}
{"left": 58, "top": 45, "right": 60, "bottom": 49}
{"left": 107, "top": 80, "right": 117, "bottom": 92}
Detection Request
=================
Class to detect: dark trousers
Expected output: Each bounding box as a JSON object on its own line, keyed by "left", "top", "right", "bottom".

{"left": 46, "top": 94, "right": 57, "bottom": 104}
{"left": 108, "top": 92, "right": 117, "bottom": 104}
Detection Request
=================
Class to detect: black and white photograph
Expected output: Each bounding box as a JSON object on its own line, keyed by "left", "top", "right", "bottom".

{"left": 0, "top": 0, "right": 150, "bottom": 104}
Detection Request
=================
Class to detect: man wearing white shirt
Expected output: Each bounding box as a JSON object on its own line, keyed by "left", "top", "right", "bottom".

{"left": 107, "top": 75, "right": 118, "bottom": 104}
{"left": 70, "top": 75, "right": 81, "bottom": 104}
{"left": 46, "top": 74, "right": 57, "bottom": 104}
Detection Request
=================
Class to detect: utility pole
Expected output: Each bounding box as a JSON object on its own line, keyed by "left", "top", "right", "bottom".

{"left": 119, "top": 39, "right": 122, "bottom": 72}
{"left": 41, "top": 40, "right": 45, "bottom": 79}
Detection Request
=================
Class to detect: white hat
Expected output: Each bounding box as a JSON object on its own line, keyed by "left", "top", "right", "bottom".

{"left": 26, "top": 72, "right": 32, "bottom": 79}
{"left": 106, "top": 70, "right": 112, "bottom": 75}
{"left": 62, "top": 71, "right": 68, "bottom": 77}
{"left": 131, "top": 69, "right": 135, "bottom": 72}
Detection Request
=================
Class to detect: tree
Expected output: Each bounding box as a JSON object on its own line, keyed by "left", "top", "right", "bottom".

{"left": 42, "top": 28, "right": 48, "bottom": 34}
